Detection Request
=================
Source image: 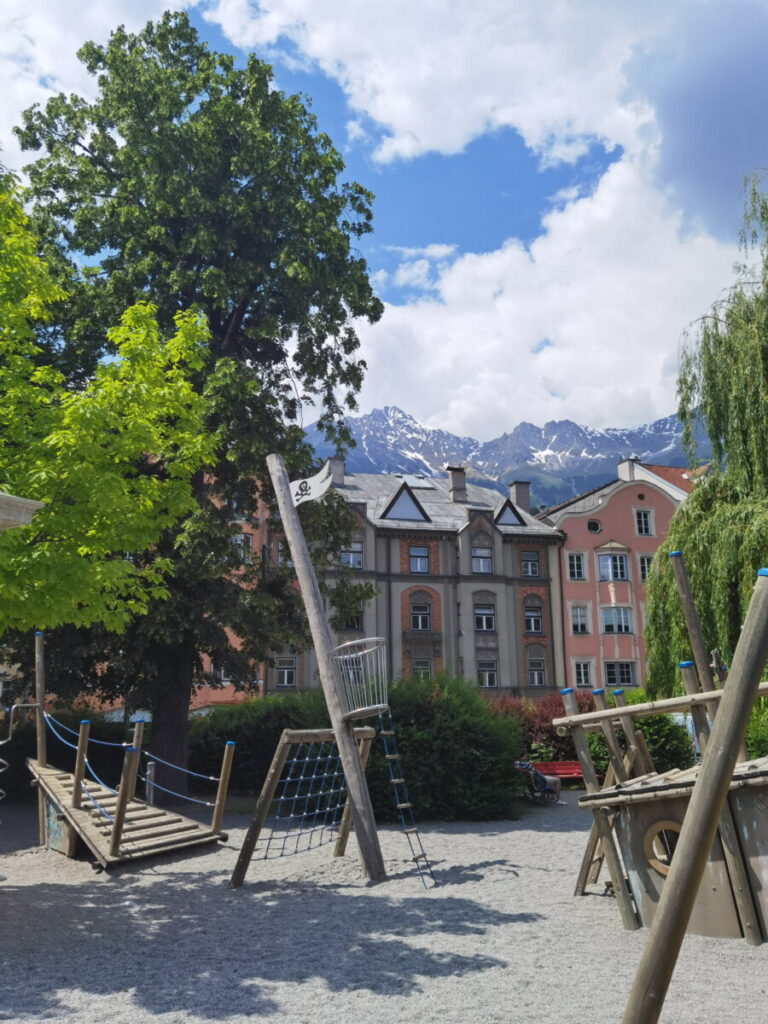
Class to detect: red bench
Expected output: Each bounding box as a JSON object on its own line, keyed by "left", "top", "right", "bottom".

{"left": 532, "top": 760, "right": 583, "bottom": 780}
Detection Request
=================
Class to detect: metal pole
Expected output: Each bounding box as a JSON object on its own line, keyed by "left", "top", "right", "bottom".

{"left": 622, "top": 570, "right": 768, "bottom": 1024}
{"left": 145, "top": 761, "right": 156, "bottom": 806}
{"left": 266, "top": 454, "right": 386, "bottom": 881}
{"left": 34, "top": 630, "right": 46, "bottom": 844}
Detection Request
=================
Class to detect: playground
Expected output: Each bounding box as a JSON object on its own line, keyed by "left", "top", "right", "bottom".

{"left": 0, "top": 795, "right": 765, "bottom": 1024}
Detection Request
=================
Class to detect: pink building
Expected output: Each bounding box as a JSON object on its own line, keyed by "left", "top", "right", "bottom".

{"left": 539, "top": 459, "right": 693, "bottom": 691}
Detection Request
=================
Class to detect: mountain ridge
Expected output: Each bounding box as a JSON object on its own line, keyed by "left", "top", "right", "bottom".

{"left": 305, "top": 406, "right": 707, "bottom": 507}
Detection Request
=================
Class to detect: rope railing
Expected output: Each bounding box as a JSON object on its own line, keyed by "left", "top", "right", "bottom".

{"left": 136, "top": 771, "right": 216, "bottom": 807}
{"left": 140, "top": 748, "right": 220, "bottom": 782}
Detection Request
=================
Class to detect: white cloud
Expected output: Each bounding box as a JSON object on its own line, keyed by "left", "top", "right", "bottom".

{"left": 204, "top": 0, "right": 668, "bottom": 164}
{"left": 355, "top": 155, "right": 739, "bottom": 437}
{"left": 0, "top": 2, "right": 188, "bottom": 172}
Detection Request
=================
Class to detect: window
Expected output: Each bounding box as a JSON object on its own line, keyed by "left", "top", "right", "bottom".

{"left": 528, "top": 659, "right": 546, "bottom": 687}
{"left": 232, "top": 532, "right": 253, "bottom": 563}
{"left": 477, "top": 660, "right": 498, "bottom": 688}
{"left": 409, "top": 545, "right": 429, "bottom": 573}
{"left": 410, "top": 602, "right": 431, "bottom": 630}
{"left": 605, "top": 662, "right": 636, "bottom": 687}
{"left": 474, "top": 604, "right": 496, "bottom": 631}
{"left": 587, "top": 519, "right": 602, "bottom": 533}
{"left": 521, "top": 551, "right": 540, "bottom": 577}
{"left": 277, "top": 540, "right": 293, "bottom": 567}
{"left": 602, "top": 607, "right": 632, "bottom": 633}
{"left": 575, "top": 662, "right": 592, "bottom": 688}
{"left": 472, "top": 546, "right": 493, "bottom": 574}
{"left": 635, "top": 509, "right": 652, "bottom": 536}
{"left": 341, "top": 541, "right": 363, "bottom": 569}
{"left": 524, "top": 598, "right": 543, "bottom": 634}
{"left": 568, "top": 552, "right": 585, "bottom": 581}
{"left": 639, "top": 554, "right": 653, "bottom": 583}
{"left": 571, "top": 605, "right": 589, "bottom": 634}
{"left": 412, "top": 658, "right": 432, "bottom": 680}
{"left": 598, "top": 553, "right": 628, "bottom": 581}
{"left": 211, "top": 663, "right": 233, "bottom": 684}
{"left": 275, "top": 657, "right": 296, "bottom": 688}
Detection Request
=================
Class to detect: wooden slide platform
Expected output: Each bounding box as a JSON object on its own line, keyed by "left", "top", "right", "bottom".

{"left": 27, "top": 759, "right": 227, "bottom": 869}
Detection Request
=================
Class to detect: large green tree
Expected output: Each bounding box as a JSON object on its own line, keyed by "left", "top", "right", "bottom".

{"left": 0, "top": 169, "right": 215, "bottom": 631}
{"left": 645, "top": 178, "right": 768, "bottom": 695}
{"left": 10, "top": 13, "right": 381, "bottom": 773}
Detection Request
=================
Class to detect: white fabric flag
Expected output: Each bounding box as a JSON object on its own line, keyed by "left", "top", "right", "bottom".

{"left": 290, "top": 460, "right": 333, "bottom": 506}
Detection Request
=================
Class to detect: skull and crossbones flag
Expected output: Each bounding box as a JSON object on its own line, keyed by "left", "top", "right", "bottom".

{"left": 290, "top": 460, "right": 333, "bottom": 507}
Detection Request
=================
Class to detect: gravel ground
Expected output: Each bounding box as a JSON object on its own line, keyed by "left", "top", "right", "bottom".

{"left": 1, "top": 792, "right": 767, "bottom": 1024}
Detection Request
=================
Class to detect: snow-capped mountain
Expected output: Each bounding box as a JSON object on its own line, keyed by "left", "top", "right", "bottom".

{"left": 305, "top": 406, "right": 708, "bottom": 507}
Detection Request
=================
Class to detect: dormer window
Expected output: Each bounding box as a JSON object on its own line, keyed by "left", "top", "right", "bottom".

{"left": 472, "top": 546, "right": 492, "bottom": 574}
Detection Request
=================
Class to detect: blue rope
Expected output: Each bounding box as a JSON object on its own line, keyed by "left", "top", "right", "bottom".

{"left": 44, "top": 713, "right": 127, "bottom": 748}
{"left": 84, "top": 757, "right": 117, "bottom": 794}
{"left": 141, "top": 749, "right": 219, "bottom": 781}
{"left": 80, "top": 782, "right": 114, "bottom": 821}
{"left": 136, "top": 772, "right": 214, "bottom": 807}
{"left": 43, "top": 714, "right": 79, "bottom": 751}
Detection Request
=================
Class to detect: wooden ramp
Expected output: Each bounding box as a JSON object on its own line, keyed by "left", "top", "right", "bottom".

{"left": 27, "top": 759, "right": 227, "bottom": 869}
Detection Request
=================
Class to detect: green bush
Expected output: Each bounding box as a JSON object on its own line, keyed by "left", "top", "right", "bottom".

{"left": 188, "top": 675, "right": 526, "bottom": 820}
{"left": 366, "top": 675, "right": 526, "bottom": 821}
{"left": 746, "top": 696, "right": 768, "bottom": 759}
{"left": 587, "top": 689, "right": 695, "bottom": 776}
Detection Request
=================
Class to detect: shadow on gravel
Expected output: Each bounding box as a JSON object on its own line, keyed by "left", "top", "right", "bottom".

{"left": 0, "top": 866, "right": 543, "bottom": 1019}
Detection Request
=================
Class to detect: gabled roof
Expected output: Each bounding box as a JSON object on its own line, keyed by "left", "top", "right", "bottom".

{"left": 333, "top": 471, "right": 560, "bottom": 539}
{"left": 641, "top": 464, "right": 694, "bottom": 494}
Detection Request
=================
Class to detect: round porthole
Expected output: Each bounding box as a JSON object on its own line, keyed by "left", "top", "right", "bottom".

{"left": 637, "top": 493, "right": 645, "bottom": 500}
{"left": 643, "top": 819, "right": 682, "bottom": 876}
{"left": 587, "top": 519, "right": 602, "bottom": 533}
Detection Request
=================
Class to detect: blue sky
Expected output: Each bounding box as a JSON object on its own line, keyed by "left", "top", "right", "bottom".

{"left": 3, "top": 1, "right": 768, "bottom": 438}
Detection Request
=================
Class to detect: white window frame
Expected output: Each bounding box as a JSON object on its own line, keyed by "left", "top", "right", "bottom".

{"left": 598, "top": 553, "right": 628, "bottom": 581}
{"left": 275, "top": 657, "right": 297, "bottom": 688}
{"left": 409, "top": 545, "right": 429, "bottom": 573}
{"left": 528, "top": 658, "right": 546, "bottom": 687}
{"left": 477, "top": 660, "right": 498, "bottom": 688}
{"left": 471, "top": 546, "right": 493, "bottom": 574}
{"left": 635, "top": 508, "right": 653, "bottom": 537}
{"left": 521, "top": 551, "right": 540, "bottom": 577}
{"left": 474, "top": 604, "right": 496, "bottom": 631}
{"left": 233, "top": 532, "right": 253, "bottom": 563}
{"left": 639, "top": 553, "right": 653, "bottom": 583}
{"left": 412, "top": 658, "right": 432, "bottom": 680}
{"left": 568, "top": 552, "right": 586, "bottom": 581}
{"left": 571, "top": 604, "right": 589, "bottom": 634}
{"left": 604, "top": 661, "right": 636, "bottom": 687}
{"left": 341, "top": 541, "right": 364, "bottom": 569}
{"left": 410, "top": 602, "right": 431, "bottom": 631}
{"left": 574, "top": 661, "right": 592, "bottom": 688}
{"left": 602, "top": 606, "right": 632, "bottom": 634}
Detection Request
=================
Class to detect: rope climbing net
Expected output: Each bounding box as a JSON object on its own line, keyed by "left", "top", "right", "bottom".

{"left": 256, "top": 738, "right": 349, "bottom": 859}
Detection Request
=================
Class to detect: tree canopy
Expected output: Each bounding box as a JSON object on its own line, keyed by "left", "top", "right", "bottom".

{"left": 10, "top": 12, "right": 381, "bottom": 768}
{"left": 0, "top": 170, "right": 215, "bottom": 632}
{"left": 645, "top": 178, "right": 768, "bottom": 695}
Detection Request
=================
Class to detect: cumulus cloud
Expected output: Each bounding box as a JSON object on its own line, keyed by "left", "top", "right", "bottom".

{"left": 356, "top": 156, "right": 739, "bottom": 437}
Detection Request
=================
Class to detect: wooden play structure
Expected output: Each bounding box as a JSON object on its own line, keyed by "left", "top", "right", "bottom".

{"left": 551, "top": 552, "right": 768, "bottom": 1024}
{"left": 229, "top": 455, "right": 434, "bottom": 889}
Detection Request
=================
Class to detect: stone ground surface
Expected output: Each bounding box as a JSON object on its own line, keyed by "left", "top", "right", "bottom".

{"left": 1, "top": 792, "right": 767, "bottom": 1024}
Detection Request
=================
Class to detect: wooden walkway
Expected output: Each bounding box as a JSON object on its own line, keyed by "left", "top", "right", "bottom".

{"left": 28, "top": 759, "right": 227, "bottom": 869}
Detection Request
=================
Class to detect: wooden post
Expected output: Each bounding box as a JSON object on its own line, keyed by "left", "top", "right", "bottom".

{"left": 211, "top": 741, "right": 235, "bottom": 834}
{"left": 334, "top": 731, "right": 375, "bottom": 858}
{"left": 109, "top": 746, "right": 139, "bottom": 858}
{"left": 127, "top": 720, "right": 145, "bottom": 801}
{"left": 561, "top": 688, "right": 639, "bottom": 930}
{"left": 612, "top": 689, "right": 655, "bottom": 775}
{"left": 230, "top": 730, "right": 293, "bottom": 888}
{"left": 71, "top": 720, "right": 90, "bottom": 810}
{"left": 668, "top": 551, "right": 715, "bottom": 694}
{"left": 622, "top": 569, "right": 768, "bottom": 1024}
{"left": 679, "top": 661, "right": 711, "bottom": 754}
{"left": 591, "top": 689, "right": 627, "bottom": 782}
{"left": 266, "top": 453, "right": 386, "bottom": 881}
{"left": 34, "top": 630, "right": 46, "bottom": 845}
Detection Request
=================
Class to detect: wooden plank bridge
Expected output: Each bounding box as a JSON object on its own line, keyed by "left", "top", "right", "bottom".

{"left": 28, "top": 759, "right": 228, "bottom": 869}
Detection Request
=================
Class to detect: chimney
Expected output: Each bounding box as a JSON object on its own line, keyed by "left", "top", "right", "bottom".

{"left": 617, "top": 457, "right": 640, "bottom": 482}
{"left": 329, "top": 455, "right": 345, "bottom": 485}
{"left": 509, "top": 480, "right": 530, "bottom": 512}
{"left": 447, "top": 465, "right": 468, "bottom": 503}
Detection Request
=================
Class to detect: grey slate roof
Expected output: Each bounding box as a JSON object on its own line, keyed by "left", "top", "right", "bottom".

{"left": 335, "top": 471, "right": 561, "bottom": 538}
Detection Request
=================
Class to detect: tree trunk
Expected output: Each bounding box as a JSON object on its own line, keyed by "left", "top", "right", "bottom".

{"left": 147, "top": 638, "right": 195, "bottom": 803}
